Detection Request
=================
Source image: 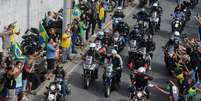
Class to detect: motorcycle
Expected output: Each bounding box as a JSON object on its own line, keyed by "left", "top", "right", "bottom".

{"left": 112, "top": 32, "right": 125, "bottom": 52}
{"left": 82, "top": 55, "right": 96, "bottom": 89}
{"left": 129, "top": 84, "right": 154, "bottom": 101}
{"left": 103, "top": 62, "right": 114, "bottom": 97}
{"left": 45, "top": 65, "right": 71, "bottom": 101}
{"left": 149, "top": 11, "right": 160, "bottom": 35}
{"left": 163, "top": 45, "right": 175, "bottom": 75}
{"left": 171, "top": 17, "right": 184, "bottom": 33}
{"left": 112, "top": 17, "right": 123, "bottom": 32}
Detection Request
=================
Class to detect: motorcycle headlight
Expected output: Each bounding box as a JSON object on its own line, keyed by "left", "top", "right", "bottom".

{"left": 57, "top": 84, "right": 62, "bottom": 91}
{"left": 175, "top": 23, "right": 179, "bottom": 28}
{"left": 115, "top": 20, "right": 119, "bottom": 23}
{"left": 137, "top": 91, "right": 143, "bottom": 98}
{"left": 114, "top": 37, "right": 118, "bottom": 41}
{"left": 50, "top": 84, "right": 56, "bottom": 91}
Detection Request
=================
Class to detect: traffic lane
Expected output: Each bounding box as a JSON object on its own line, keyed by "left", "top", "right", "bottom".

{"left": 67, "top": 2, "right": 173, "bottom": 101}
{"left": 68, "top": 63, "right": 130, "bottom": 101}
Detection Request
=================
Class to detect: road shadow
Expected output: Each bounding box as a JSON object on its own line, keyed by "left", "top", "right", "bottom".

{"left": 117, "top": 81, "right": 130, "bottom": 98}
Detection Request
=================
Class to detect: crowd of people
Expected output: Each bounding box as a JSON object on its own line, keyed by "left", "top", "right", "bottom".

{"left": 0, "top": 0, "right": 121, "bottom": 100}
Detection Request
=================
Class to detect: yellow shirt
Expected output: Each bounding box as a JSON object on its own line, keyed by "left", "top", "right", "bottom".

{"left": 61, "top": 33, "right": 71, "bottom": 48}
{"left": 99, "top": 7, "right": 104, "bottom": 20}
{"left": 9, "top": 27, "right": 17, "bottom": 44}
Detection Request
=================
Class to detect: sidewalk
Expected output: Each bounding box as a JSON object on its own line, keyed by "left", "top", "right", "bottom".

{"left": 27, "top": 5, "right": 137, "bottom": 101}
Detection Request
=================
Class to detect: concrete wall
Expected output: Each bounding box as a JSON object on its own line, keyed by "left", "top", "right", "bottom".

{"left": 0, "top": 0, "right": 63, "bottom": 37}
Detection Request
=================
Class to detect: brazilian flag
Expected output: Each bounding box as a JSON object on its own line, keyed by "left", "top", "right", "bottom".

{"left": 39, "top": 22, "right": 49, "bottom": 48}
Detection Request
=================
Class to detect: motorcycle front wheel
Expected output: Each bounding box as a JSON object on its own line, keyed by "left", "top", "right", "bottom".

{"left": 84, "top": 77, "right": 90, "bottom": 89}
{"left": 104, "top": 86, "right": 111, "bottom": 97}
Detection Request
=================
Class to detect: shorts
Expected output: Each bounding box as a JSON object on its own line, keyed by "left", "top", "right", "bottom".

{"left": 15, "top": 87, "right": 22, "bottom": 95}
{"left": 0, "top": 87, "right": 7, "bottom": 97}
{"left": 47, "top": 59, "right": 55, "bottom": 70}
{"left": 22, "top": 80, "right": 27, "bottom": 92}
{"left": 7, "top": 89, "right": 15, "bottom": 101}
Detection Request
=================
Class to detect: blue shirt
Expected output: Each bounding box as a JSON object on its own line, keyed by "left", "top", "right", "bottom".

{"left": 46, "top": 43, "right": 55, "bottom": 59}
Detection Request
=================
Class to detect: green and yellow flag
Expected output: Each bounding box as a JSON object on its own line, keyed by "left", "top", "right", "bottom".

{"left": 39, "top": 22, "right": 48, "bottom": 48}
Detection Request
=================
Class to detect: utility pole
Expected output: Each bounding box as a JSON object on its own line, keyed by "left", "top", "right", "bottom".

{"left": 27, "top": 0, "right": 31, "bottom": 29}
{"left": 62, "top": 0, "right": 72, "bottom": 33}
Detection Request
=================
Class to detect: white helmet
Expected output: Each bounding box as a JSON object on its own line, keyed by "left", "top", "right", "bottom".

{"left": 138, "top": 67, "right": 146, "bottom": 74}
{"left": 117, "top": 7, "right": 122, "bottom": 10}
{"left": 112, "top": 49, "right": 117, "bottom": 55}
{"left": 153, "top": 3, "right": 158, "bottom": 7}
{"left": 174, "top": 31, "right": 180, "bottom": 36}
{"left": 89, "top": 43, "right": 96, "bottom": 48}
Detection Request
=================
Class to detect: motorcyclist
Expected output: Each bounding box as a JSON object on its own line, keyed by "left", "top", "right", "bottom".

{"left": 112, "top": 7, "right": 125, "bottom": 32}
{"left": 130, "top": 67, "right": 153, "bottom": 101}
{"left": 150, "top": 2, "right": 163, "bottom": 15}
{"left": 84, "top": 43, "right": 101, "bottom": 79}
{"left": 53, "top": 64, "right": 70, "bottom": 96}
{"left": 164, "top": 31, "right": 181, "bottom": 49}
{"left": 144, "top": 38, "right": 156, "bottom": 67}
{"left": 111, "top": 49, "right": 123, "bottom": 85}
{"left": 102, "top": 29, "right": 113, "bottom": 46}
{"left": 136, "top": 8, "right": 150, "bottom": 22}
{"left": 128, "top": 53, "right": 146, "bottom": 70}
{"left": 150, "top": 3, "right": 163, "bottom": 30}
{"left": 171, "top": 5, "right": 185, "bottom": 20}
{"left": 112, "top": 7, "right": 125, "bottom": 19}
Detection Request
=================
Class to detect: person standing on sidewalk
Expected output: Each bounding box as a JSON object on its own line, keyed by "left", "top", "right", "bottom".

{"left": 195, "top": 15, "right": 201, "bottom": 41}
{"left": 46, "top": 38, "right": 56, "bottom": 80}
{"left": 61, "top": 32, "right": 72, "bottom": 64}
{"left": 79, "top": 15, "right": 87, "bottom": 45}
{"left": 4, "top": 65, "right": 16, "bottom": 101}
{"left": 90, "top": 0, "right": 97, "bottom": 35}
{"left": 98, "top": 2, "right": 105, "bottom": 29}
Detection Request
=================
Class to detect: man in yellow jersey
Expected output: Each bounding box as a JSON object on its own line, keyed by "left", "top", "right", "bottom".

{"left": 61, "top": 32, "right": 72, "bottom": 64}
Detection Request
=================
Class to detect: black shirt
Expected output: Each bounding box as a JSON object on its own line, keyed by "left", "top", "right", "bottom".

{"left": 5, "top": 74, "right": 16, "bottom": 89}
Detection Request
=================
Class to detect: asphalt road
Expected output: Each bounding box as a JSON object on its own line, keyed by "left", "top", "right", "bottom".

{"left": 30, "top": 0, "right": 201, "bottom": 100}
